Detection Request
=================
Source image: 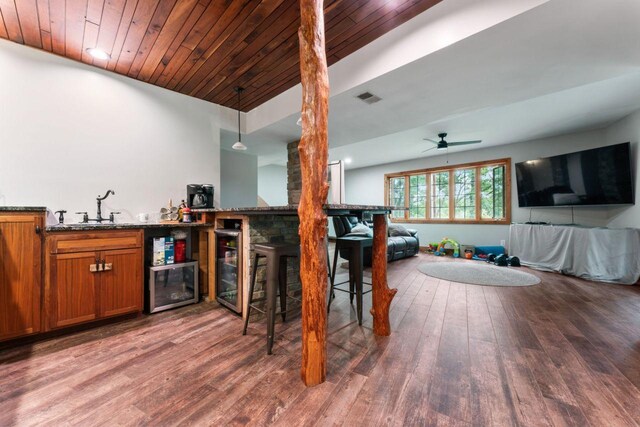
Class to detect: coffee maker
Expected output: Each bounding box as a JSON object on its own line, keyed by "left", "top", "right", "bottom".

{"left": 187, "top": 184, "right": 214, "bottom": 208}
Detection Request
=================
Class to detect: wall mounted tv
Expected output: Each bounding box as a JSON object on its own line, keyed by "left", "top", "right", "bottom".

{"left": 515, "top": 142, "right": 634, "bottom": 208}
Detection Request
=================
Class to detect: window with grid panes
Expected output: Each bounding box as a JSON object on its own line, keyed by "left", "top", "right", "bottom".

{"left": 384, "top": 158, "right": 510, "bottom": 224}
{"left": 430, "top": 171, "right": 449, "bottom": 219}
{"left": 388, "top": 176, "right": 405, "bottom": 219}
{"left": 408, "top": 174, "right": 427, "bottom": 219}
{"left": 454, "top": 168, "right": 476, "bottom": 219}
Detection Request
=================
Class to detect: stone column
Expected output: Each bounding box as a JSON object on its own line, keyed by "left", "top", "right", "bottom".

{"left": 287, "top": 140, "right": 301, "bottom": 205}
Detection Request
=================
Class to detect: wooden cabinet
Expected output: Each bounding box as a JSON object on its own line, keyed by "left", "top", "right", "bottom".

{"left": 100, "top": 248, "right": 142, "bottom": 317}
{"left": 0, "top": 212, "right": 43, "bottom": 341}
{"left": 49, "top": 252, "right": 99, "bottom": 328}
{"left": 46, "top": 230, "right": 143, "bottom": 330}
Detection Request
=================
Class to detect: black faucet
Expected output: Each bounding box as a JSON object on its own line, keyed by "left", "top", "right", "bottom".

{"left": 90, "top": 190, "right": 115, "bottom": 223}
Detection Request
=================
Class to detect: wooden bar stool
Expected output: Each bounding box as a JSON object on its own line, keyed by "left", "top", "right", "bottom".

{"left": 243, "top": 243, "right": 300, "bottom": 354}
{"left": 328, "top": 236, "right": 373, "bottom": 325}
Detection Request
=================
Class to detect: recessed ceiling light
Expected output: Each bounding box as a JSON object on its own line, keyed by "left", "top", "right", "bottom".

{"left": 344, "top": 158, "right": 352, "bottom": 164}
{"left": 86, "top": 48, "right": 111, "bottom": 60}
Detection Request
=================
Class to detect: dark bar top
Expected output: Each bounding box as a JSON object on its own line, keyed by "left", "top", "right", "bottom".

{"left": 45, "top": 222, "right": 214, "bottom": 232}
{"left": 193, "top": 204, "right": 393, "bottom": 215}
{"left": 0, "top": 206, "right": 48, "bottom": 212}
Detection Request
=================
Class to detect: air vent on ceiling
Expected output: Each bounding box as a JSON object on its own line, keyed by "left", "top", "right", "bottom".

{"left": 356, "top": 91, "right": 382, "bottom": 104}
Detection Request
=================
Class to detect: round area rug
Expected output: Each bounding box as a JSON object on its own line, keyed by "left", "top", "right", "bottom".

{"left": 417, "top": 262, "right": 540, "bottom": 287}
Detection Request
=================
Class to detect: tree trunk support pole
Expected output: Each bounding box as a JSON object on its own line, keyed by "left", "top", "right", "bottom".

{"left": 371, "top": 214, "right": 397, "bottom": 336}
{"left": 298, "top": 0, "right": 330, "bottom": 387}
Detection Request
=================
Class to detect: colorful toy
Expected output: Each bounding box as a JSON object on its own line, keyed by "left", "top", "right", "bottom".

{"left": 427, "top": 242, "right": 440, "bottom": 253}
{"left": 434, "top": 238, "right": 461, "bottom": 258}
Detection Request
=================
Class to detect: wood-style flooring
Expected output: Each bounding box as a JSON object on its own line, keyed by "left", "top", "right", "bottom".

{"left": 1, "top": 254, "right": 640, "bottom": 426}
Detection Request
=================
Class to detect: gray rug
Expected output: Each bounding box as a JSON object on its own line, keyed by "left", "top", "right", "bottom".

{"left": 417, "top": 262, "right": 540, "bottom": 287}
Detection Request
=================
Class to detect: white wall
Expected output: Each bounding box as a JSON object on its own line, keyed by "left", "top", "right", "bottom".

{"left": 258, "top": 165, "right": 288, "bottom": 206}
{"left": 346, "top": 125, "right": 639, "bottom": 247}
{"left": 0, "top": 39, "right": 233, "bottom": 223}
{"left": 605, "top": 110, "right": 640, "bottom": 228}
{"left": 220, "top": 150, "right": 258, "bottom": 208}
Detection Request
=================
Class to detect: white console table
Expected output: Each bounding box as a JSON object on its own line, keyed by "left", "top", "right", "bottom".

{"left": 509, "top": 223, "right": 640, "bottom": 285}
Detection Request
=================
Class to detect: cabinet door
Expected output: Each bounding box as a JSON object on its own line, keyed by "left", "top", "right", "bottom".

{"left": 0, "top": 214, "right": 42, "bottom": 341}
{"left": 50, "top": 252, "right": 99, "bottom": 328}
{"left": 99, "top": 248, "right": 142, "bottom": 317}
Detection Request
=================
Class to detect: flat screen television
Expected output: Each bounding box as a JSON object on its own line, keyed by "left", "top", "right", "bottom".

{"left": 515, "top": 142, "right": 634, "bottom": 207}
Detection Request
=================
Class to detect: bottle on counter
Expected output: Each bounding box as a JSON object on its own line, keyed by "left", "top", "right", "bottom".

{"left": 182, "top": 206, "right": 192, "bottom": 223}
{"left": 178, "top": 199, "right": 187, "bottom": 222}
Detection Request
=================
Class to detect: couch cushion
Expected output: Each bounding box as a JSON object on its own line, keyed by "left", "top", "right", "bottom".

{"left": 389, "top": 224, "right": 412, "bottom": 237}
{"left": 389, "top": 236, "right": 407, "bottom": 250}
{"left": 349, "top": 223, "right": 373, "bottom": 237}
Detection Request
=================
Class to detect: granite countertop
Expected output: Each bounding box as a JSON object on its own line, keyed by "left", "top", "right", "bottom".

{"left": 0, "top": 206, "right": 48, "bottom": 212}
{"left": 46, "top": 222, "right": 214, "bottom": 232}
{"left": 193, "top": 204, "right": 394, "bottom": 214}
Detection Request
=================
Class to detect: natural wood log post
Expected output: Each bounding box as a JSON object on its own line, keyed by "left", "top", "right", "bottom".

{"left": 297, "top": 0, "right": 330, "bottom": 386}
{"left": 371, "top": 214, "right": 397, "bottom": 336}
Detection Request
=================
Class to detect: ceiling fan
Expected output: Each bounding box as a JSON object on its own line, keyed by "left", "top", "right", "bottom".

{"left": 422, "top": 132, "right": 482, "bottom": 152}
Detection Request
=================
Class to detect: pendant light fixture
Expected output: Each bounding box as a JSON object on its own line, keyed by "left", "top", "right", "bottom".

{"left": 232, "top": 87, "right": 247, "bottom": 151}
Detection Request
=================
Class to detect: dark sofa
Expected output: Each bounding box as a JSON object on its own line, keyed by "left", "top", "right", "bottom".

{"left": 332, "top": 216, "right": 420, "bottom": 265}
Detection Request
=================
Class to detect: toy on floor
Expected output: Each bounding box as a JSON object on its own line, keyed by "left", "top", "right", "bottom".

{"left": 427, "top": 242, "right": 440, "bottom": 253}
{"left": 433, "top": 238, "right": 461, "bottom": 257}
{"left": 473, "top": 246, "right": 506, "bottom": 261}
{"left": 494, "top": 254, "right": 509, "bottom": 266}
{"left": 508, "top": 256, "right": 521, "bottom": 267}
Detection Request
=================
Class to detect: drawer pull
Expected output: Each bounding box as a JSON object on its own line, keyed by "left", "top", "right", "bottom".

{"left": 89, "top": 262, "right": 112, "bottom": 272}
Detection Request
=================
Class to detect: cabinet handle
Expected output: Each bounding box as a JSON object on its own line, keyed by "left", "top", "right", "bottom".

{"left": 90, "top": 263, "right": 99, "bottom": 273}
{"left": 35, "top": 225, "right": 41, "bottom": 234}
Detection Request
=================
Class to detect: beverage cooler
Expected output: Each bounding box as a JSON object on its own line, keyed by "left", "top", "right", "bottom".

{"left": 215, "top": 229, "right": 242, "bottom": 314}
{"left": 148, "top": 261, "right": 198, "bottom": 313}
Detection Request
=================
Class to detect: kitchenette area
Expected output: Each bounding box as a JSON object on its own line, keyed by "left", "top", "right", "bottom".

{"left": 0, "top": 198, "right": 392, "bottom": 345}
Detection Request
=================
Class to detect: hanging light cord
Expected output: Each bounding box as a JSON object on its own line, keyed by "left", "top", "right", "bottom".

{"left": 237, "top": 87, "right": 242, "bottom": 143}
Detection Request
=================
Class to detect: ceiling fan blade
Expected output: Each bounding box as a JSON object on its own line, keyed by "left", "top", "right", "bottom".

{"left": 448, "top": 140, "right": 482, "bottom": 146}
{"left": 422, "top": 138, "right": 438, "bottom": 144}
{"left": 421, "top": 147, "right": 437, "bottom": 153}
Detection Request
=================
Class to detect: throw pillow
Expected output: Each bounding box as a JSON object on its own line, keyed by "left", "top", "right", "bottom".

{"left": 349, "top": 223, "right": 373, "bottom": 237}
{"left": 388, "top": 224, "right": 412, "bottom": 237}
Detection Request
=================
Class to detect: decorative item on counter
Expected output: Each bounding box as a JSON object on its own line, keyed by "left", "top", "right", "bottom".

{"left": 178, "top": 200, "right": 187, "bottom": 222}
{"left": 159, "top": 199, "right": 179, "bottom": 223}
{"left": 137, "top": 213, "right": 149, "bottom": 223}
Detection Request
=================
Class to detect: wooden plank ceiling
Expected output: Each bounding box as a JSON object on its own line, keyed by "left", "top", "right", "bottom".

{"left": 0, "top": 0, "right": 441, "bottom": 111}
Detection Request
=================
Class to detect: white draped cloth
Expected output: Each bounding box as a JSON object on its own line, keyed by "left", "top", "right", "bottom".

{"left": 509, "top": 223, "right": 640, "bottom": 285}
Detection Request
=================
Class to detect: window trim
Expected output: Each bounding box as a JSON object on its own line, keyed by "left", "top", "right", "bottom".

{"left": 384, "top": 157, "right": 512, "bottom": 224}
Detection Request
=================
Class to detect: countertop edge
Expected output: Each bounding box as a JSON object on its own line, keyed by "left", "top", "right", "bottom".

{"left": 0, "top": 206, "right": 48, "bottom": 212}
{"left": 45, "top": 222, "right": 214, "bottom": 232}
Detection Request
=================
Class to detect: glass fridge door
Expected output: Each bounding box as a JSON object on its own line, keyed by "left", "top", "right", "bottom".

{"left": 149, "top": 261, "right": 198, "bottom": 313}
{"left": 215, "top": 230, "right": 242, "bottom": 313}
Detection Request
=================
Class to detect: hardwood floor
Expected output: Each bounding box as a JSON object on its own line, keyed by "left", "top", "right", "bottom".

{"left": 1, "top": 253, "right": 639, "bottom": 426}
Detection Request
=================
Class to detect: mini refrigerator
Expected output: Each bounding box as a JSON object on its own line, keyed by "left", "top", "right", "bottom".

{"left": 148, "top": 261, "right": 199, "bottom": 313}
{"left": 215, "top": 229, "right": 242, "bottom": 314}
